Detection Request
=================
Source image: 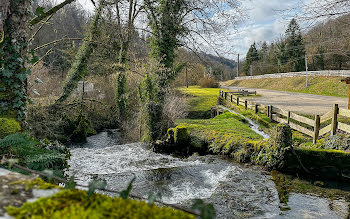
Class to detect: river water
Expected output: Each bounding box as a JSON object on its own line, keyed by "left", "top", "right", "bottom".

{"left": 67, "top": 130, "right": 349, "bottom": 218}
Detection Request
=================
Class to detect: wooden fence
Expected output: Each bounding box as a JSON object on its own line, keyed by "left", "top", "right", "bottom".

{"left": 219, "top": 90, "right": 350, "bottom": 143}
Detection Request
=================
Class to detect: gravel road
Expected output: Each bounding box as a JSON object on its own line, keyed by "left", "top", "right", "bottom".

{"left": 223, "top": 86, "right": 348, "bottom": 115}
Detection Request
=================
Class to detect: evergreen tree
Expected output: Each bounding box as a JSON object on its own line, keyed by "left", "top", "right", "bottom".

{"left": 243, "top": 42, "right": 259, "bottom": 75}
{"left": 260, "top": 41, "right": 268, "bottom": 59}
{"left": 285, "top": 18, "right": 305, "bottom": 72}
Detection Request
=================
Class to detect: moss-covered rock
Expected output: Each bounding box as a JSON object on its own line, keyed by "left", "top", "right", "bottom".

{"left": 0, "top": 118, "right": 21, "bottom": 139}
{"left": 256, "top": 124, "right": 292, "bottom": 170}
{"left": 6, "top": 189, "right": 195, "bottom": 219}
{"left": 173, "top": 126, "right": 190, "bottom": 145}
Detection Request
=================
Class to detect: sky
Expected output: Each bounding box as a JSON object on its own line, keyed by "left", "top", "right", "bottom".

{"left": 229, "top": 0, "right": 303, "bottom": 58}
{"left": 74, "top": 0, "right": 303, "bottom": 60}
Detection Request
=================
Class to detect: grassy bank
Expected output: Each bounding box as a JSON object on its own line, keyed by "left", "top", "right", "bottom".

{"left": 178, "top": 86, "right": 227, "bottom": 118}
{"left": 222, "top": 76, "right": 348, "bottom": 97}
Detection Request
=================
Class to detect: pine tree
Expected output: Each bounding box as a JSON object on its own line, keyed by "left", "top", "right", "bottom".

{"left": 285, "top": 18, "right": 305, "bottom": 72}
{"left": 243, "top": 42, "right": 259, "bottom": 75}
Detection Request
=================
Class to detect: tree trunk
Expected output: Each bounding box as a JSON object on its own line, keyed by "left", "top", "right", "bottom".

{"left": 0, "top": 0, "right": 31, "bottom": 120}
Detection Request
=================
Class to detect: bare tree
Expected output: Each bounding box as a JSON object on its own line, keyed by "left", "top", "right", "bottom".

{"left": 283, "top": 0, "right": 350, "bottom": 27}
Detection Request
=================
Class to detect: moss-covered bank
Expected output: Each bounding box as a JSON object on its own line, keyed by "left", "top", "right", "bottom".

{"left": 2, "top": 174, "right": 194, "bottom": 219}
{"left": 6, "top": 189, "right": 194, "bottom": 219}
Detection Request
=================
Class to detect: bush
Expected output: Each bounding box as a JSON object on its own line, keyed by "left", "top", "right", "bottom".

{"left": 199, "top": 77, "right": 219, "bottom": 88}
{"left": 0, "top": 118, "right": 21, "bottom": 139}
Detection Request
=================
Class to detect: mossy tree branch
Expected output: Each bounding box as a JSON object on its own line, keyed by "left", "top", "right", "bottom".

{"left": 56, "top": 4, "right": 103, "bottom": 103}
{"left": 30, "top": 0, "right": 76, "bottom": 26}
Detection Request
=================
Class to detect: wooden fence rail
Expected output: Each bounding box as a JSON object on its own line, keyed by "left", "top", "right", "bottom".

{"left": 219, "top": 90, "right": 350, "bottom": 143}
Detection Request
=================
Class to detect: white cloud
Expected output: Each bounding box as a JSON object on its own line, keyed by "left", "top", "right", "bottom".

{"left": 223, "top": 0, "right": 302, "bottom": 59}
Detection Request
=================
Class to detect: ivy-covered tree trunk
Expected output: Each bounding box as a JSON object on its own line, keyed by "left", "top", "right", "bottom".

{"left": 142, "top": 0, "right": 186, "bottom": 141}
{"left": 0, "top": 0, "right": 31, "bottom": 120}
{"left": 115, "top": 42, "right": 130, "bottom": 120}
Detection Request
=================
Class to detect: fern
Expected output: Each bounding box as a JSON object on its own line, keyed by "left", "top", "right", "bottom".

{"left": 0, "top": 133, "right": 67, "bottom": 174}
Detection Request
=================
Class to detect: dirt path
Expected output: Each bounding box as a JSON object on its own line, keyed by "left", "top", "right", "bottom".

{"left": 223, "top": 86, "right": 348, "bottom": 115}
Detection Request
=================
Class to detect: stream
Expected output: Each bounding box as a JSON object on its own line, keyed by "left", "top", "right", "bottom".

{"left": 67, "top": 130, "right": 350, "bottom": 218}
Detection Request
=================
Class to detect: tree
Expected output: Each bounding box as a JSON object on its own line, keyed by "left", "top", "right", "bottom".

{"left": 243, "top": 42, "right": 259, "bottom": 75}
{"left": 0, "top": 0, "right": 32, "bottom": 119}
{"left": 293, "top": 0, "right": 350, "bottom": 25}
{"left": 112, "top": 0, "right": 144, "bottom": 120}
{"left": 285, "top": 19, "right": 305, "bottom": 72}
{"left": 0, "top": 0, "right": 77, "bottom": 120}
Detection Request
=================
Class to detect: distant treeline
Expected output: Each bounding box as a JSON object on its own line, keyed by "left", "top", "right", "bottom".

{"left": 239, "top": 15, "right": 350, "bottom": 76}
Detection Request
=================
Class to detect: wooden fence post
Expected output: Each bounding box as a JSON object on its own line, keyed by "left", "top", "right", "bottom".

{"left": 255, "top": 104, "right": 258, "bottom": 114}
{"left": 245, "top": 100, "right": 248, "bottom": 110}
{"left": 224, "top": 92, "right": 227, "bottom": 100}
{"left": 313, "top": 115, "right": 320, "bottom": 144}
{"left": 267, "top": 105, "right": 270, "bottom": 117}
{"left": 236, "top": 97, "right": 239, "bottom": 106}
{"left": 269, "top": 106, "right": 273, "bottom": 121}
{"left": 287, "top": 111, "right": 291, "bottom": 124}
{"left": 331, "top": 104, "right": 339, "bottom": 135}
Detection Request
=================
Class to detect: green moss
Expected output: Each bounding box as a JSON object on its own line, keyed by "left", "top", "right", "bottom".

{"left": 0, "top": 118, "right": 21, "bottom": 139}
{"left": 11, "top": 178, "right": 61, "bottom": 190}
{"left": 176, "top": 112, "right": 265, "bottom": 161}
{"left": 6, "top": 189, "right": 195, "bottom": 219}
{"left": 173, "top": 126, "right": 190, "bottom": 144}
{"left": 284, "top": 148, "right": 350, "bottom": 179}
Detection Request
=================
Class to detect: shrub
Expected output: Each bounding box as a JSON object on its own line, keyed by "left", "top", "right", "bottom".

{"left": 199, "top": 77, "right": 219, "bottom": 88}
{"left": 0, "top": 118, "right": 21, "bottom": 139}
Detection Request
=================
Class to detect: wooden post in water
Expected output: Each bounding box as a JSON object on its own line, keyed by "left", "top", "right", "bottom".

{"left": 331, "top": 104, "right": 339, "bottom": 135}
{"left": 313, "top": 115, "right": 320, "bottom": 144}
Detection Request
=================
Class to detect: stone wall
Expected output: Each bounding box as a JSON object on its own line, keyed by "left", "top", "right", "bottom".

{"left": 234, "top": 70, "right": 350, "bottom": 81}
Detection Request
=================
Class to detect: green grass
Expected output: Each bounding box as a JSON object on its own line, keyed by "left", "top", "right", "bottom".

{"left": 177, "top": 112, "right": 263, "bottom": 141}
{"left": 222, "top": 76, "right": 348, "bottom": 97}
{"left": 178, "top": 86, "right": 226, "bottom": 112}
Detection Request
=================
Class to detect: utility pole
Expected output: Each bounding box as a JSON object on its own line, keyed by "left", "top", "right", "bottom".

{"left": 185, "top": 65, "right": 189, "bottom": 88}
{"left": 237, "top": 54, "right": 240, "bottom": 77}
{"left": 305, "top": 55, "right": 308, "bottom": 87}
{"left": 250, "top": 65, "right": 253, "bottom": 76}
